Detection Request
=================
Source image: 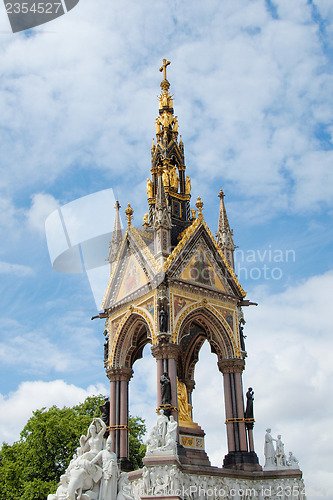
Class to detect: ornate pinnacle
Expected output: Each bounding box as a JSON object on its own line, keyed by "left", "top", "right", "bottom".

{"left": 218, "top": 189, "right": 225, "bottom": 200}
{"left": 125, "top": 203, "right": 134, "bottom": 227}
{"left": 216, "top": 188, "right": 236, "bottom": 269}
{"left": 195, "top": 196, "right": 204, "bottom": 221}
{"left": 108, "top": 200, "right": 123, "bottom": 263}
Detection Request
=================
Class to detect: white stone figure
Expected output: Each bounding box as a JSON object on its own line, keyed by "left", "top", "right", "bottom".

{"left": 169, "top": 465, "right": 181, "bottom": 495}
{"left": 145, "top": 426, "right": 160, "bottom": 454}
{"left": 80, "top": 418, "right": 107, "bottom": 460}
{"left": 154, "top": 472, "right": 169, "bottom": 496}
{"left": 91, "top": 435, "right": 118, "bottom": 500}
{"left": 65, "top": 458, "right": 103, "bottom": 500}
{"left": 156, "top": 409, "right": 168, "bottom": 445}
{"left": 80, "top": 483, "right": 100, "bottom": 500}
{"left": 47, "top": 474, "right": 68, "bottom": 500}
{"left": 149, "top": 467, "right": 158, "bottom": 489}
{"left": 117, "top": 472, "right": 135, "bottom": 500}
{"left": 198, "top": 476, "right": 207, "bottom": 500}
{"left": 163, "top": 415, "right": 177, "bottom": 452}
{"left": 264, "top": 428, "right": 276, "bottom": 468}
{"left": 275, "top": 435, "right": 287, "bottom": 467}
{"left": 142, "top": 466, "right": 151, "bottom": 495}
{"left": 287, "top": 451, "right": 300, "bottom": 469}
{"left": 145, "top": 413, "right": 179, "bottom": 456}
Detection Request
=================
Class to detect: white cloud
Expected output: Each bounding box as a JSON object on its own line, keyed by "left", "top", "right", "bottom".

{"left": 26, "top": 193, "right": 59, "bottom": 234}
{"left": 0, "top": 261, "right": 34, "bottom": 276}
{"left": 0, "top": 312, "right": 101, "bottom": 374}
{"left": 0, "top": 380, "right": 107, "bottom": 445}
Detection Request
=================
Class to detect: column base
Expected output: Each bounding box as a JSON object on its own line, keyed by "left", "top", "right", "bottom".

{"left": 223, "top": 451, "right": 262, "bottom": 471}
{"left": 118, "top": 457, "right": 134, "bottom": 472}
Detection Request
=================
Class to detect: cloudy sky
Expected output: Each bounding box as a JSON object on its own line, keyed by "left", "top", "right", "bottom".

{"left": 0, "top": 0, "right": 332, "bottom": 498}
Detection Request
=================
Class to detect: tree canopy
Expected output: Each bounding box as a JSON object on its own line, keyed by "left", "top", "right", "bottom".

{"left": 0, "top": 395, "right": 146, "bottom": 500}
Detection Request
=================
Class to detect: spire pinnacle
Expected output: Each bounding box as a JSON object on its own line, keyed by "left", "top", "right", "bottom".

{"left": 108, "top": 201, "right": 123, "bottom": 264}
{"left": 217, "top": 189, "right": 231, "bottom": 233}
{"left": 125, "top": 203, "right": 134, "bottom": 227}
{"left": 216, "top": 189, "right": 236, "bottom": 269}
{"left": 195, "top": 196, "right": 204, "bottom": 221}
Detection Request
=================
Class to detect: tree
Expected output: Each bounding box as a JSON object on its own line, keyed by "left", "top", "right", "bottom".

{"left": 0, "top": 395, "right": 146, "bottom": 500}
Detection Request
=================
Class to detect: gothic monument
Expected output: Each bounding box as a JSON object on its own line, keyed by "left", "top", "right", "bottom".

{"left": 49, "top": 60, "right": 306, "bottom": 499}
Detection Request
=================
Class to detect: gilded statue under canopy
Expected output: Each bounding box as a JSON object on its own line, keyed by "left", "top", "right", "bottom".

{"left": 162, "top": 169, "right": 169, "bottom": 187}
{"left": 155, "top": 118, "right": 162, "bottom": 134}
{"left": 172, "top": 116, "right": 178, "bottom": 132}
{"left": 169, "top": 166, "right": 179, "bottom": 190}
{"left": 147, "top": 178, "right": 153, "bottom": 199}
{"left": 185, "top": 175, "right": 191, "bottom": 195}
{"left": 177, "top": 379, "right": 193, "bottom": 424}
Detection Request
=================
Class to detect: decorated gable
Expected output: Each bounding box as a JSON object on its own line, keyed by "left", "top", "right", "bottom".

{"left": 164, "top": 221, "right": 245, "bottom": 299}
{"left": 179, "top": 246, "right": 226, "bottom": 292}
{"left": 102, "top": 226, "right": 161, "bottom": 309}
{"left": 115, "top": 254, "right": 149, "bottom": 302}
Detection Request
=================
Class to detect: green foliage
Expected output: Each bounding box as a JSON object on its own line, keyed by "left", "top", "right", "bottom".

{"left": 0, "top": 395, "right": 146, "bottom": 500}
{"left": 128, "top": 415, "right": 146, "bottom": 469}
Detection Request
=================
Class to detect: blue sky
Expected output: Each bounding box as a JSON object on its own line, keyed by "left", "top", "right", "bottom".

{"left": 0, "top": 0, "right": 332, "bottom": 498}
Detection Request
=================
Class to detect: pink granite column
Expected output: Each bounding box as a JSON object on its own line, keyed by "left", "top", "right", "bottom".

{"left": 107, "top": 369, "right": 117, "bottom": 453}
{"left": 151, "top": 343, "right": 180, "bottom": 420}
{"left": 107, "top": 367, "right": 133, "bottom": 469}
{"left": 222, "top": 371, "right": 236, "bottom": 452}
{"left": 168, "top": 356, "right": 178, "bottom": 421}
{"left": 248, "top": 428, "right": 254, "bottom": 452}
{"left": 218, "top": 359, "right": 246, "bottom": 454}
{"left": 234, "top": 371, "right": 248, "bottom": 451}
{"left": 156, "top": 357, "right": 163, "bottom": 408}
{"left": 118, "top": 368, "right": 133, "bottom": 469}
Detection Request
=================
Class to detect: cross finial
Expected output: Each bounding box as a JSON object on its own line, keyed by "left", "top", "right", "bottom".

{"left": 159, "top": 59, "right": 171, "bottom": 81}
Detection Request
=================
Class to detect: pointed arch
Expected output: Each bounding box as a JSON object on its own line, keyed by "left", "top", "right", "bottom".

{"left": 111, "top": 308, "right": 154, "bottom": 368}
{"left": 175, "top": 303, "right": 237, "bottom": 381}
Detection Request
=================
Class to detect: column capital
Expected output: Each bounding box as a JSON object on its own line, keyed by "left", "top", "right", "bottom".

{"left": 106, "top": 367, "right": 133, "bottom": 382}
{"left": 151, "top": 342, "right": 180, "bottom": 360}
{"left": 218, "top": 358, "right": 245, "bottom": 374}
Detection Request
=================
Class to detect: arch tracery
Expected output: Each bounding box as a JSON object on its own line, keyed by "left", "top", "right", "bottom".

{"left": 111, "top": 309, "right": 153, "bottom": 369}
{"left": 175, "top": 304, "right": 236, "bottom": 361}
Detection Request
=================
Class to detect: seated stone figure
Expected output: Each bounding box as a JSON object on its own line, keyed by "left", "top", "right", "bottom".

{"left": 145, "top": 412, "right": 178, "bottom": 456}
{"left": 47, "top": 419, "right": 128, "bottom": 500}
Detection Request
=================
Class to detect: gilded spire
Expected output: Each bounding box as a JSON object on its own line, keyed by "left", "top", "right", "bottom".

{"left": 148, "top": 60, "right": 192, "bottom": 248}
{"left": 108, "top": 201, "right": 123, "bottom": 264}
{"left": 216, "top": 189, "right": 236, "bottom": 269}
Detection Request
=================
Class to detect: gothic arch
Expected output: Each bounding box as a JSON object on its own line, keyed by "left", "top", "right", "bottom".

{"left": 175, "top": 304, "right": 236, "bottom": 381}
{"left": 112, "top": 309, "right": 153, "bottom": 369}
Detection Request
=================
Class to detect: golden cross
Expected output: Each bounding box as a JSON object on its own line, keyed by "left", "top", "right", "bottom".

{"left": 159, "top": 59, "right": 171, "bottom": 80}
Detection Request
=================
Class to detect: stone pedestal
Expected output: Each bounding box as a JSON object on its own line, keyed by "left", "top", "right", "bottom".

{"left": 178, "top": 424, "right": 210, "bottom": 467}
{"left": 223, "top": 450, "right": 262, "bottom": 471}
